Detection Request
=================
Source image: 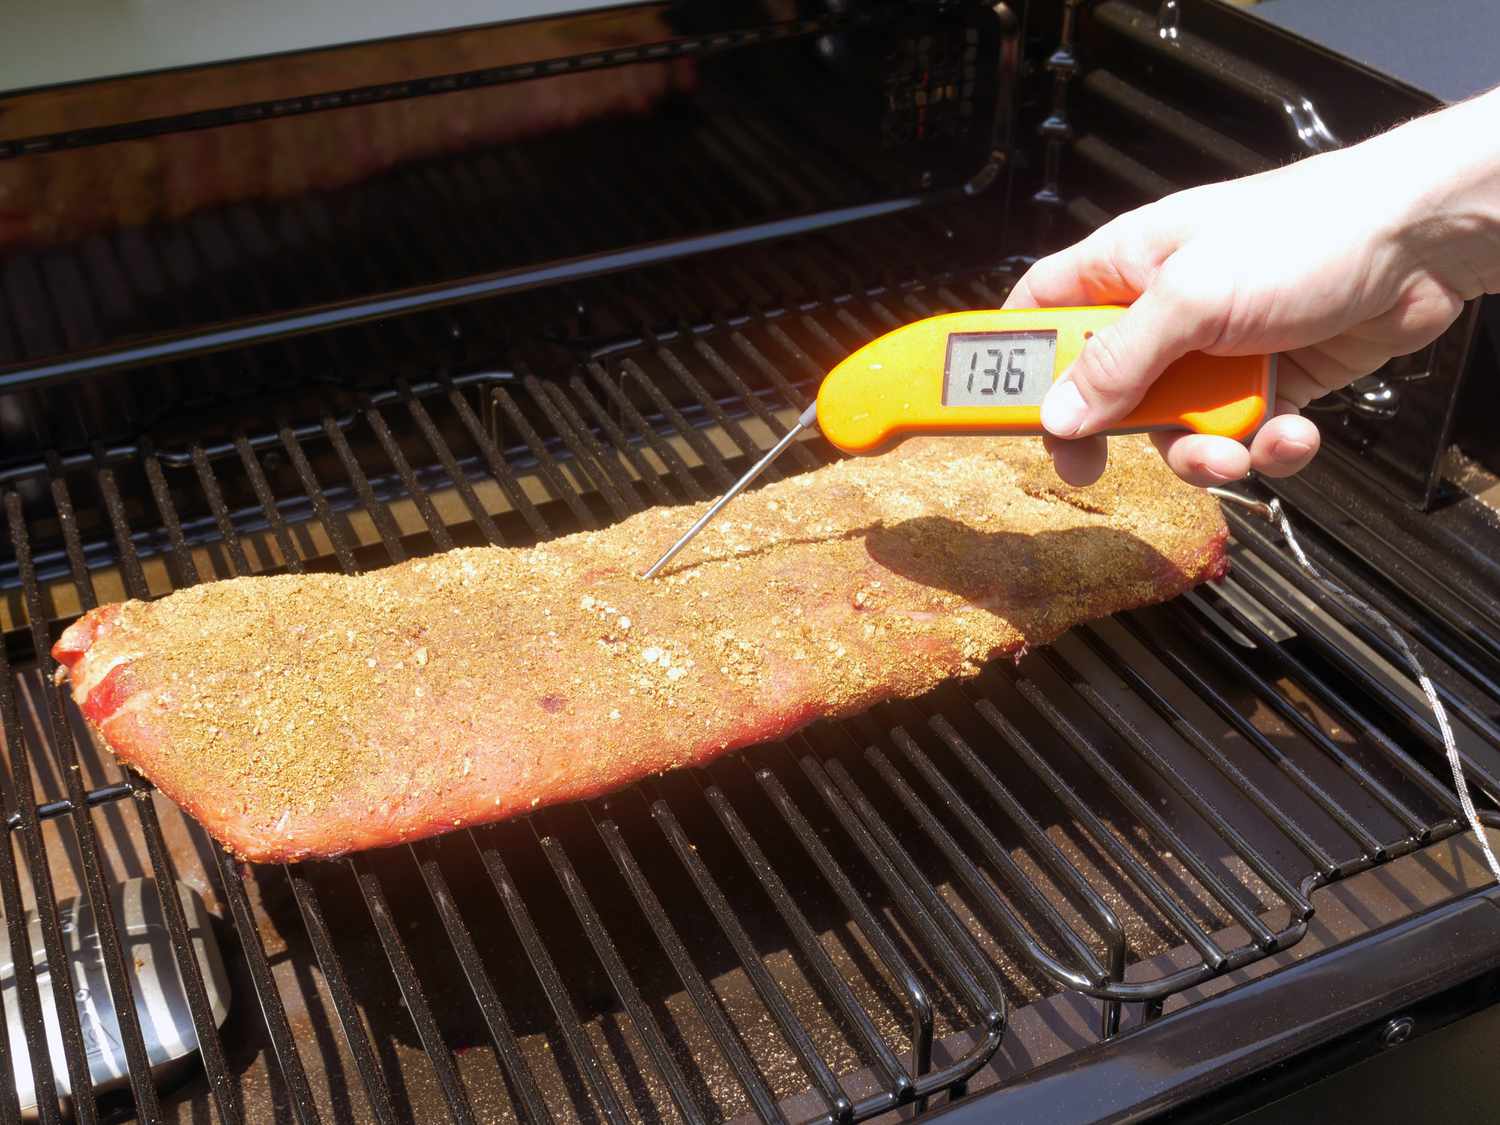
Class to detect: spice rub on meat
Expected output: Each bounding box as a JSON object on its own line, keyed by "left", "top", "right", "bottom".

{"left": 54, "top": 436, "right": 1228, "bottom": 862}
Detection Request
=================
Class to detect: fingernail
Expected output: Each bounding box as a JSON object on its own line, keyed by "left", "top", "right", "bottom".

{"left": 1272, "top": 437, "right": 1313, "bottom": 461}
{"left": 1041, "top": 379, "right": 1087, "bottom": 438}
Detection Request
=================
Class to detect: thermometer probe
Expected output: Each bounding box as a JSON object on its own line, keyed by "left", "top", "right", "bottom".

{"left": 641, "top": 306, "right": 1274, "bottom": 579}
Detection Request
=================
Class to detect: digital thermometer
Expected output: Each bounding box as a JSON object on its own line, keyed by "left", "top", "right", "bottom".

{"left": 641, "top": 306, "right": 1274, "bottom": 578}
{"left": 816, "top": 306, "right": 1274, "bottom": 454}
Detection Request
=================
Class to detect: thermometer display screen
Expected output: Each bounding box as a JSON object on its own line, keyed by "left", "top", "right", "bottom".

{"left": 942, "top": 330, "right": 1058, "bottom": 408}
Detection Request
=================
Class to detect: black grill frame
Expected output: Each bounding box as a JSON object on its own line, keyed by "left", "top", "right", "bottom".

{"left": 0, "top": 247, "right": 1496, "bottom": 1122}
{"left": 0, "top": 0, "right": 1498, "bottom": 1118}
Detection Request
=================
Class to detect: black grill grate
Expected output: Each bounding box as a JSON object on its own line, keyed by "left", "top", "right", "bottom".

{"left": 0, "top": 245, "right": 1497, "bottom": 1123}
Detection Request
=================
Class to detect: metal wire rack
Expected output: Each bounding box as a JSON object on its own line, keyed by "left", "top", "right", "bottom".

{"left": 0, "top": 222, "right": 1495, "bottom": 1122}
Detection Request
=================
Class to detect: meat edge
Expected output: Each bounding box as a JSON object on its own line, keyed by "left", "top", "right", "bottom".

{"left": 51, "top": 527, "right": 1230, "bottom": 863}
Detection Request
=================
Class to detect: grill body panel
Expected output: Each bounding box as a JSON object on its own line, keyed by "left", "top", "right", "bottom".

{"left": 0, "top": 2, "right": 1497, "bottom": 1123}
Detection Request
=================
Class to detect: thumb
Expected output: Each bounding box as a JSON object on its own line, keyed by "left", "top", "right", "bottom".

{"left": 1040, "top": 267, "right": 1219, "bottom": 439}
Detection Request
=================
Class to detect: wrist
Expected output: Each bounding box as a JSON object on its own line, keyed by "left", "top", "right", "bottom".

{"left": 1370, "top": 87, "right": 1500, "bottom": 297}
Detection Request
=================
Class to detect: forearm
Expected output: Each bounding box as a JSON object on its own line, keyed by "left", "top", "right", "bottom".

{"left": 1374, "top": 86, "right": 1500, "bottom": 299}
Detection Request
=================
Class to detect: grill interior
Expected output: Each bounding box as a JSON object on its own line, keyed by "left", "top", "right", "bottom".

{"left": 2, "top": 2, "right": 1500, "bottom": 1123}
{"left": 0, "top": 204, "right": 1498, "bottom": 1124}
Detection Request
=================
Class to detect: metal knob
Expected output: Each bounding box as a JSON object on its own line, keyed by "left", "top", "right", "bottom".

{"left": 1380, "top": 1015, "right": 1415, "bottom": 1048}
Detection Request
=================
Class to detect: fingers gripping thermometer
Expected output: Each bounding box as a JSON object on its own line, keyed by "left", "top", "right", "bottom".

{"left": 641, "top": 306, "right": 1274, "bottom": 578}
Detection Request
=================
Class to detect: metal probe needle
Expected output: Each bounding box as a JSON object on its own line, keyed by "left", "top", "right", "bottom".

{"left": 641, "top": 403, "right": 819, "bottom": 579}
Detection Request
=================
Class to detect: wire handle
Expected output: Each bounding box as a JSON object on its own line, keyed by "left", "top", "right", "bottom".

{"left": 1209, "top": 487, "right": 1500, "bottom": 885}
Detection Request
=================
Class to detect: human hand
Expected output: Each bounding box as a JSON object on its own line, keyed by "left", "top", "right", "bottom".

{"left": 1005, "top": 89, "right": 1500, "bottom": 487}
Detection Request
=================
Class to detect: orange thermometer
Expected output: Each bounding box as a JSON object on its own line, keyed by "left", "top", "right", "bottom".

{"left": 641, "top": 306, "right": 1274, "bottom": 577}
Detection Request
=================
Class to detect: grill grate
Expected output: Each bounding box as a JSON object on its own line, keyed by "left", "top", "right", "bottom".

{"left": 0, "top": 235, "right": 1497, "bottom": 1123}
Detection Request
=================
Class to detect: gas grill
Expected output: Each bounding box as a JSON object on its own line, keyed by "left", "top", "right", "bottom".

{"left": 2, "top": 1, "right": 1499, "bottom": 1122}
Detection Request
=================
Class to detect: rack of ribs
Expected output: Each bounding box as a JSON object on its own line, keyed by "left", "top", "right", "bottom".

{"left": 54, "top": 435, "right": 1228, "bottom": 863}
